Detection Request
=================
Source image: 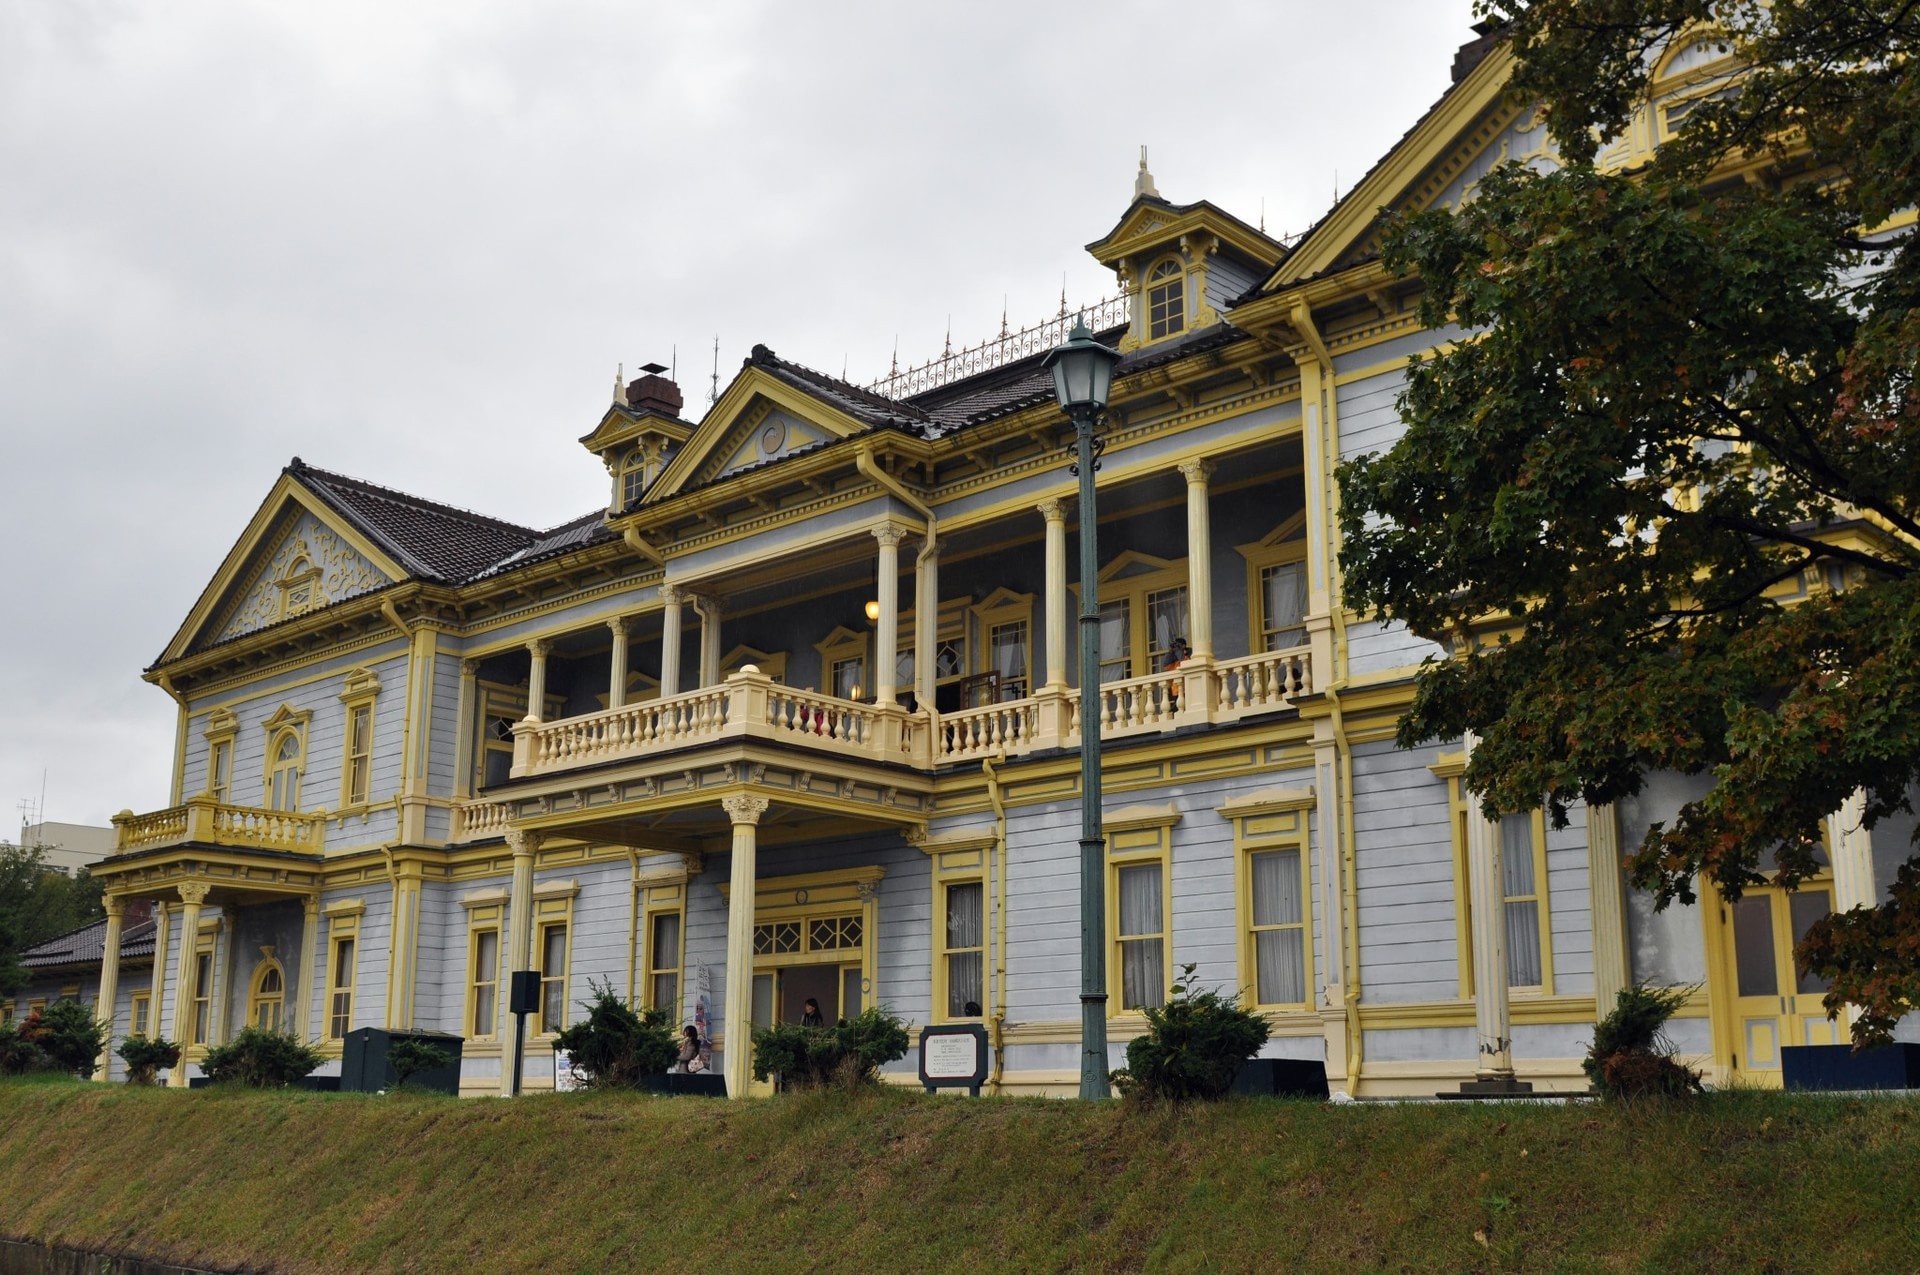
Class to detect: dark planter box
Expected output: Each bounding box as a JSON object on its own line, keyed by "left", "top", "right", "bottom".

{"left": 1781, "top": 1042, "right": 1920, "bottom": 1092}
{"left": 340, "top": 1027, "right": 465, "bottom": 1095}
{"left": 1231, "top": 1057, "right": 1330, "bottom": 1099}
{"left": 634, "top": 1071, "right": 729, "bottom": 1098}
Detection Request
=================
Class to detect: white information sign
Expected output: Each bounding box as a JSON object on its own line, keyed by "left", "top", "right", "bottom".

{"left": 924, "top": 1032, "right": 981, "bottom": 1081}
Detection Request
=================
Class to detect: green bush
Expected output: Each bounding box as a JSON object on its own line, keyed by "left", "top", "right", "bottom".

{"left": 751, "top": 1005, "right": 910, "bottom": 1089}
{"left": 551, "top": 979, "right": 678, "bottom": 1089}
{"left": 117, "top": 1034, "right": 182, "bottom": 1085}
{"left": 29, "top": 1000, "right": 107, "bottom": 1080}
{"left": 0, "top": 1016, "right": 46, "bottom": 1075}
{"left": 200, "top": 1026, "right": 323, "bottom": 1088}
{"left": 1116, "top": 965, "right": 1270, "bottom": 1102}
{"left": 386, "top": 1038, "right": 453, "bottom": 1090}
{"left": 1584, "top": 982, "right": 1704, "bottom": 1100}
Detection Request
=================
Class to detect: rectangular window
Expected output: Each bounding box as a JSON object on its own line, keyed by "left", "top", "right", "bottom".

{"left": 1116, "top": 862, "right": 1167, "bottom": 1011}
{"left": 208, "top": 740, "right": 232, "bottom": 803}
{"left": 1500, "top": 813, "right": 1544, "bottom": 988}
{"left": 648, "top": 910, "right": 683, "bottom": 1016}
{"left": 1249, "top": 848, "right": 1308, "bottom": 1005}
{"left": 942, "top": 882, "right": 984, "bottom": 1018}
{"left": 327, "top": 935, "right": 356, "bottom": 1041}
{"left": 988, "top": 622, "right": 1028, "bottom": 700}
{"left": 1145, "top": 586, "right": 1190, "bottom": 672}
{"left": 344, "top": 704, "right": 372, "bottom": 806}
{"left": 470, "top": 927, "right": 500, "bottom": 1039}
{"left": 130, "top": 991, "right": 151, "bottom": 1037}
{"left": 538, "top": 922, "right": 569, "bottom": 1034}
{"left": 190, "top": 951, "right": 213, "bottom": 1046}
{"left": 832, "top": 656, "right": 864, "bottom": 701}
{"left": 1259, "top": 561, "right": 1309, "bottom": 651}
{"left": 1098, "top": 600, "right": 1131, "bottom": 682}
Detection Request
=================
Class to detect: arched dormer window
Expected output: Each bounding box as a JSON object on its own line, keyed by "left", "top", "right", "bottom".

{"left": 620, "top": 452, "right": 647, "bottom": 509}
{"left": 277, "top": 553, "right": 321, "bottom": 621}
{"left": 249, "top": 950, "right": 285, "bottom": 1032}
{"left": 1146, "top": 258, "right": 1185, "bottom": 340}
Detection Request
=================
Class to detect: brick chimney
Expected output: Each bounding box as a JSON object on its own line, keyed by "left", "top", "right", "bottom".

{"left": 1452, "top": 19, "right": 1503, "bottom": 84}
{"left": 626, "top": 362, "right": 684, "bottom": 418}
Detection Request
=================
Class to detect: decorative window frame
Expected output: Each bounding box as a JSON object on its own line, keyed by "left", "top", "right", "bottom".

{"left": 321, "top": 898, "right": 364, "bottom": 1045}
{"left": 897, "top": 596, "right": 971, "bottom": 709}
{"left": 129, "top": 989, "right": 151, "bottom": 1038}
{"left": 1072, "top": 552, "right": 1190, "bottom": 681}
{"left": 1236, "top": 512, "right": 1311, "bottom": 655}
{"left": 459, "top": 888, "right": 509, "bottom": 1046}
{"left": 593, "top": 670, "right": 662, "bottom": 710}
{"left": 202, "top": 707, "right": 239, "bottom": 803}
{"left": 1650, "top": 29, "right": 1740, "bottom": 143}
{"left": 337, "top": 668, "right": 381, "bottom": 812}
{"left": 1144, "top": 255, "right": 1187, "bottom": 342}
{"left": 972, "top": 589, "right": 1035, "bottom": 702}
{"left": 721, "top": 644, "right": 789, "bottom": 685}
{"left": 188, "top": 928, "right": 218, "bottom": 1049}
{"left": 247, "top": 946, "right": 287, "bottom": 1033}
{"left": 634, "top": 869, "right": 691, "bottom": 1018}
{"left": 275, "top": 547, "right": 323, "bottom": 622}
{"left": 1431, "top": 754, "right": 1556, "bottom": 997}
{"left": 918, "top": 831, "right": 996, "bottom": 1024}
{"left": 531, "top": 878, "right": 579, "bottom": 1038}
{"left": 260, "top": 704, "right": 312, "bottom": 814}
{"left": 718, "top": 866, "right": 885, "bottom": 1032}
{"left": 473, "top": 680, "right": 563, "bottom": 792}
{"left": 815, "top": 625, "right": 870, "bottom": 701}
{"left": 1217, "top": 788, "right": 1316, "bottom": 1011}
{"left": 1104, "top": 804, "right": 1182, "bottom": 1017}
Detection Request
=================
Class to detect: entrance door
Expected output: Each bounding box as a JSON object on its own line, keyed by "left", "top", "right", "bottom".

{"left": 1722, "top": 884, "right": 1845, "bottom": 1082}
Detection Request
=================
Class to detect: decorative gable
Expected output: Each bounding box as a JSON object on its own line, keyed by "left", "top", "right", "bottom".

{"left": 698, "top": 403, "right": 831, "bottom": 487}
{"left": 212, "top": 510, "right": 393, "bottom": 643}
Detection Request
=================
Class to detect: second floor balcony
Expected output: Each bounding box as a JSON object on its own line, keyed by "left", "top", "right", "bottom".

{"left": 111, "top": 796, "right": 328, "bottom": 856}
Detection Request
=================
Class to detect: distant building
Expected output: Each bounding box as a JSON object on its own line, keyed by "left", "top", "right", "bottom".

{"left": 7, "top": 821, "right": 117, "bottom": 876}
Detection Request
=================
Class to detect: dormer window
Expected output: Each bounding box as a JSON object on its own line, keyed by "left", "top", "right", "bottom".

{"left": 620, "top": 452, "right": 647, "bottom": 509}
{"left": 1146, "top": 258, "right": 1185, "bottom": 340}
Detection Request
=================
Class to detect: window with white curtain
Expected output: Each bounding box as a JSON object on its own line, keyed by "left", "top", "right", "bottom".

{"left": 1500, "top": 813, "right": 1544, "bottom": 988}
{"left": 1259, "top": 561, "right": 1309, "bottom": 650}
{"left": 943, "top": 882, "right": 983, "bottom": 1018}
{"left": 1249, "top": 847, "right": 1308, "bottom": 1005}
{"left": 1117, "top": 863, "right": 1166, "bottom": 1011}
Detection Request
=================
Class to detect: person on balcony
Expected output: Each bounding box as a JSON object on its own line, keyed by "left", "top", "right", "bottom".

{"left": 800, "top": 998, "right": 824, "bottom": 1028}
{"left": 1164, "top": 637, "right": 1191, "bottom": 709}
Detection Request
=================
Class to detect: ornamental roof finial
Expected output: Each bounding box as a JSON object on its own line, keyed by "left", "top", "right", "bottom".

{"left": 1134, "top": 145, "right": 1158, "bottom": 200}
{"left": 613, "top": 362, "right": 626, "bottom": 407}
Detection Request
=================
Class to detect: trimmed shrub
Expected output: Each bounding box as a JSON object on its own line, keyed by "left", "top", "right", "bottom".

{"left": 751, "top": 1005, "right": 909, "bottom": 1089}
{"left": 386, "top": 1038, "right": 453, "bottom": 1090}
{"left": 0, "top": 1016, "right": 47, "bottom": 1075}
{"left": 31, "top": 1000, "right": 108, "bottom": 1080}
{"left": 1584, "top": 982, "right": 1704, "bottom": 1100}
{"left": 117, "top": 1034, "right": 182, "bottom": 1085}
{"left": 200, "top": 1026, "right": 323, "bottom": 1088}
{"left": 551, "top": 979, "right": 678, "bottom": 1089}
{"left": 1116, "top": 965, "right": 1270, "bottom": 1102}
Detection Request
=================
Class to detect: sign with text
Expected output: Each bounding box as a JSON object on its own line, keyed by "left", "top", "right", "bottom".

{"left": 918, "top": 1024, "right": 990, "bottom": 1095}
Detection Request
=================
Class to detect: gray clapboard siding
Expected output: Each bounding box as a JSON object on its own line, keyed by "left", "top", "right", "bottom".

{"left": 1351, "top": 738, "right": 1460, "bottom": 1004}
{"left": 1546, "top": 806, "right": 1594, "bottom": 993}
{"left": 426, "top": 652, "right": 464, "bottom": 798}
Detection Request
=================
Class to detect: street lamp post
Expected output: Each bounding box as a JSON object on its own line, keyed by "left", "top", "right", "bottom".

{"left": 1043, "top": 320, "right": 1123, "bottom": 1101}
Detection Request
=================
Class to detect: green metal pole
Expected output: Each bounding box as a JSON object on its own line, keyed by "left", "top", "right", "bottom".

{"left": 1074, "top": 403, "right": 1111, "bottom": 1100}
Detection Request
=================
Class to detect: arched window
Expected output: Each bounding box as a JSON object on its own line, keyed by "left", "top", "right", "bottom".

{"left": 620, "top": 453, "right": 647, "bottom": 509}
{"left": 1146, "top": 258, "right": 1185, "bottom": 340}
{"left": 278, "top": 555, "right": 320, "bottom": 620}
{"left": 249, "top": 955, "right": 285, "bottom": 1033}
{"left": 267, "top": 729, "right": 303, "bottom": 811}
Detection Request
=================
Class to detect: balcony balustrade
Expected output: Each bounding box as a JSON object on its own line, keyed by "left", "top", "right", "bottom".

{"left": 111, "top": 796, "right": 328, "bottom": 856}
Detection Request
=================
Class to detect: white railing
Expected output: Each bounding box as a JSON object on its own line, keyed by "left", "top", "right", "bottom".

{"left": 112, "top": 797, "right": 327, "bottom": 855}
{"left": 528, "top": 687, "right": 731, "bottom": 770}
{"left": 1092, "top": 668, "right": 1187, "bottom": 735}
{"left": 1213, "top": 648, "right": 1312, "bottom": 717}
{"left": 766, "top": 686, "right": 875, "bottom": 747}
{"left": 936, "top": 699, "right": 1037, "bottom": 762}
{"left": 452, "top": 801, "right": 514, "bottom": 841}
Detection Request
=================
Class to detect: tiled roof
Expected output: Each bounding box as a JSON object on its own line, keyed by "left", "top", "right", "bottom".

{"left": 746, "top": 345, "right": 934, "bottom": 430}
{"left": 292, "top": 459, "right": 542, "bottom": 584}
{"left": 19, "top": 917, "right": 157, "bottom": 970}
{"left": 470, "top": 509, "right": 617, "bottom": 580}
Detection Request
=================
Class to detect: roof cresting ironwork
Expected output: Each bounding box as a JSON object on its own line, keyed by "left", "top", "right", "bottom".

{"left": 865, "top": 293, "right": 1131, "bottom": 401}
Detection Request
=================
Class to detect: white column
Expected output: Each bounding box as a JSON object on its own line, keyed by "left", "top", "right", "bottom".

{"left": 721, "top": 794, "right": 770, "bottom": 1099}
{"left": 659, "top": 585, "right": 684, "bottom": 698}
{"left": 1586, "top": 802, "right": 1629, "bottom": 1015}
{"left": 147, "top": 903, "right": 171, "bottom": 1043}
{"left": 915, "top": 539, "right": 939, "bottom": 708}
{"left": 1827, "top": 788, "right": 1877, "bottom": 913}
{"left": 500, "top": 828, "right": 539, "bottom": 1097}
{"left": 1178, "top": 458, "right": 1215, "bottom": 659}
{"left": 94, "top": 898, "right": 124, "bottom": 1081}
{"left": 525, "top": 639, "right": 552, "bottom": 722}
{"left": 298, "top": 895, "right": 320, "bottom": 1042}
{"left": 171, "top": 881, "right": 209, "bottom": 1086}
{"left": 453, "top": 658, "right": 480, "bottom": 799}
{"left": 1039, "top": 499, "right": 1068, "bottom": 689}
{"left": 873, "top": 524, "right": 906, "bottom": 706}
{"left": 695, "top": 595, "right": 722, "bottom": 688}
{"left": 1462, "top": 735, "right": 1514, "bottom": 1081}
{"left": 607, "top": 617, "right": 631, "bottom": 710}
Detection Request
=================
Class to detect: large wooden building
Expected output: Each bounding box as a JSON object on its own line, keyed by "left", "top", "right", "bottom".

{"left": 12, "top": 24, "right": 1915, "bottom": 1096}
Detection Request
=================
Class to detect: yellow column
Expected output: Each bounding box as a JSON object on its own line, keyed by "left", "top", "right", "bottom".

{"left": 915, "top": 539, "right": 939, "bottom": 708}
{"left": 170, "top": 881, "right": 209, "bottom": 1087}
{"left": 695, "top": 594, "right": 722, "bottom": 688}
{"left": 387, "top": 863, "right": 422, "bottom": 1029}
{"left": 607, "top": 616, "right": 631, "bottom": 709}
{"left": 147, "top": 902, "right": 171, "bottom": 1041}
{"left": 525, "top": 639, "right": 552, "bottom": 721}
{"left": 873, "top": 524, "right": 905, "bottom": 706}
{"left": 659, "top": 585, "right": 684, "bottom": 697}
{"left": 1038, "top": 499, "right": 1068, "bottom": 688}
{"left": 500, "top": 828, "right": 539, "bottom": 1096}
{"left": 454, "top": 658, "right": 480, "bottom": 800}
{"left": 1587, "top": 802, "right": 1629, "bottom": 1015}
{"left": 1827, "top": 789, "right": 1876, "bottom": 913}
{"left": 1178, "top": 458, "right": 1215, "bottom": 659}
{"left": 1461, "top": 734, "right": 1522, "bottom": 1090}
{"left": 94, "top": 898, "right": 125, "bottom": 1081}
{"left": 721, "top": 794, "right": 769, "bottom": 1099}
{"left": 299, "top": 895, "right": 321, "bottom": 1041}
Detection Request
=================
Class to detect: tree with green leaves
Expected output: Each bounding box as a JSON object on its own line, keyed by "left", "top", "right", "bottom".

{"left": 1339, "top": 1, "right": 1920, "bottom": 1041}
{"left": 0, "top": 842, "right": 105, "bottom": 996}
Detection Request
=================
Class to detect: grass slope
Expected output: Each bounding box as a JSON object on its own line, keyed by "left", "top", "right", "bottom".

{"left": 2, "top": 1080, "right": 1918, "bottom": 1273}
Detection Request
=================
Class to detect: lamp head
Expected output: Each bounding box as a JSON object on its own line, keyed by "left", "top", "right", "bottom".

{"left": 1042, "top": 319, "right": 1122, "bottom": 412}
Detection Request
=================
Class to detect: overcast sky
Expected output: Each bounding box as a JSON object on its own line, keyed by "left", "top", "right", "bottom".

{"left": 0, "top": 1, "right": 1474, "bottom": 830}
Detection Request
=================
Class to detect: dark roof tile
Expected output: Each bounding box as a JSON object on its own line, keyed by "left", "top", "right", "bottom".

{"left": 19, "top": 917, "right": 157, "bottom": 970}
{"left": 292, "top": 459, "right": 541, "bottom": 584}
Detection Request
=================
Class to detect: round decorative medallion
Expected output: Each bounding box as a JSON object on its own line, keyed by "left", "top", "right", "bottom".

{"left": 759, "top": 418, "right": 788, "bottom": 457}
{"left": 793, "top": 888, "right": 809, "bottom": 905}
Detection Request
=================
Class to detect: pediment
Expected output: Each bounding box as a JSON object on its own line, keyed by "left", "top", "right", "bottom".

{"left": 1098, "top": 550, "right": 1181, "bottom": 584}
{"left": 1087, "top": 198, "right": 1283, "bottom": 273}
{"left": 158, "top": 474, "right": 409, "bottom": 665}
{"left": 640, "top": 366, "right": 873, "bottom": 506}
